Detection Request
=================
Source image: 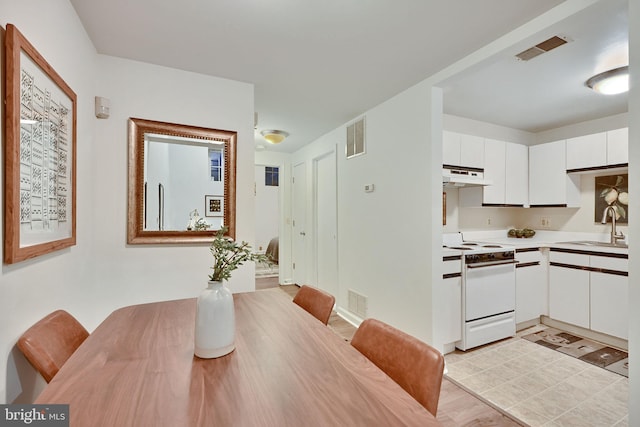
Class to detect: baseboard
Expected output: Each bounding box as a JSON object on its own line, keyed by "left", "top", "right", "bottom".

{"left": 335, "top": 307, "right": 363, "bottom": 328}
{"left": 540, "top": 316, "right": 628, "bottom": 351}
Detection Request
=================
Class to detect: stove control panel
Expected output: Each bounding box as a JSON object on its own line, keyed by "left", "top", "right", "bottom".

{"left": 465, "top": 251, "right": 515, "bottom": 264}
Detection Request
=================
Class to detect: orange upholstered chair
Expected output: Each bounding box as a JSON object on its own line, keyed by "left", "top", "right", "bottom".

{"left": 292, "top": 285, "right": 335, "bottom": 325}
{"left": 350, "top": 318, "right": 445, "bottom": 416}
{"left": 17, "top": 310, "right": 89, "bottom": 383}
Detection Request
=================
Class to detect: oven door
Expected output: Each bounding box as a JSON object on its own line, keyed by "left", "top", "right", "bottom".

{"left": 464, "top": 260, "right": 517, "bottom": 321}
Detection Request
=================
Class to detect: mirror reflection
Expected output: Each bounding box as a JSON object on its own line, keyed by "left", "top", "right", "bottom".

{"left": 127, "top": 118, "right": 236, "bottom": 244}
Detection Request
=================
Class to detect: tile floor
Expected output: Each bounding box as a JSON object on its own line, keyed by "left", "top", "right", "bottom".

{"left": 444, "top": 325, "right": 629, "bottom": 426}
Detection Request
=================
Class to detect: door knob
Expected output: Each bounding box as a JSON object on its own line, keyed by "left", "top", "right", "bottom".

{"left": 300, "top": 232, "right": 306, "bottom": 236}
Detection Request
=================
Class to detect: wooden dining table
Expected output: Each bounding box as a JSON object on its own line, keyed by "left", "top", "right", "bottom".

{"left": 36, "top": 288, "right": 441, "bottom": 426}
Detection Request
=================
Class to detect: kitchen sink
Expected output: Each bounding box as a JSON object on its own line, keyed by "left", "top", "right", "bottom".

{"left": 561, "top": 241, "right": 628, "bottom": 249}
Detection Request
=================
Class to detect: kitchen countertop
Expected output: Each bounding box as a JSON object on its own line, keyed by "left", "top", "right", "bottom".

{"left": 448, "top": 230, "right": 629, "bottom": 256}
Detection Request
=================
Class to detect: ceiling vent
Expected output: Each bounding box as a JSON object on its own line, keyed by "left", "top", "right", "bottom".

{"left": 515, "top": 36, "right": 569, "bottom": 61}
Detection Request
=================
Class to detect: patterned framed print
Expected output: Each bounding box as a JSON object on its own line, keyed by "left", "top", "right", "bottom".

{"left": 205, "top": 195, "right": 224, "bottom": 217}
{"left": 4, "top": 24, "right": 77, "bottom": 264}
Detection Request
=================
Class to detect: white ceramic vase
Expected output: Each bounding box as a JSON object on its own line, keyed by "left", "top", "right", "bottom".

{"left": 194, "top": 280, "right": 236, "bottom": 358}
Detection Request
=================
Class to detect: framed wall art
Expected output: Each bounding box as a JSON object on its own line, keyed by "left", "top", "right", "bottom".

{"left": 205, "top": 195, "right": 224, "bottom": 217}
{"left": 595, "top": 174, "right": 628, "bottom": 224}
{"left": 4, "top": 24, "right": 77, "bottom": 264}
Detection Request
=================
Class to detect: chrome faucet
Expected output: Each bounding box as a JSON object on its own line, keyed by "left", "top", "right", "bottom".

{"left": 601, "top": 205, "right": 625, "bottom": 245}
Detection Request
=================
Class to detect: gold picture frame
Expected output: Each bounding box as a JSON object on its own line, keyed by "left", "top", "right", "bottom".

{"left": 4, "top": 24, "right": 77, "bottom": 264}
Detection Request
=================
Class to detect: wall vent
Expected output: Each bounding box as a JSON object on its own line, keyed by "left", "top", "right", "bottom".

{"left": 515, "top": 35, "right": 569, "bottom": 61}
{"left": 348, "top": 289, "right": 368, "bottom": 318}
{"left": 346, "top": 116, "right": 366, "bottom": 158}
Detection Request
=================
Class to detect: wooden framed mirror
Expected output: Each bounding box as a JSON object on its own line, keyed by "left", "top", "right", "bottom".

{"left": 127, "top": 118, "right": 237, "bottom": 244}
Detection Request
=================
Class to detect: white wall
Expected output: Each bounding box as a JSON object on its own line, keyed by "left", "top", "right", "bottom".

{"left": 0, "top": 1, "right": 255, "bottom": 403}
{"left": 291, "top": 80, "right": 435, "bottom": 344}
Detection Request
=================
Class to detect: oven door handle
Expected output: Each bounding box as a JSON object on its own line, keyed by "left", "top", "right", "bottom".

{"left": 466, "top": 259, "right": 518, "bottom": 269}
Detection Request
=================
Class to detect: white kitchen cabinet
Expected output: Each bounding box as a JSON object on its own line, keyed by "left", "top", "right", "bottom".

{"left": 529, "top": 140, "right": 580, "bottom": 207}
{"left": 477, "top": 138, "right": 505, "bottom": 204}
{"left": 459, "top": 139, "right": 528, "bottom": 206}
{"left": 443, "top": 131, "right": 484, "bottom": 169}
{"left": 548, "top": 249, "right": 629, "bottom": 340}
{"left": 515, "top": 249, "right": 547, "bottom": 325}
{"left": 505, "top": 142, "right": 529, "bottom": 206}
{"left": 590, "top": 271, "right": 628, "bottom": 339}
{"left": 607, "top": 127, "right": 628, "bottom": 165}
{"left": 441, "top": 257, "right": 462, "bottom": 344}
{"left": 549, "top": 251, "right": 590, "bottom": 329}
{"left": 589, "top": 254, "right": 628, "bottom": 339}
{"left": 566, "top": 132, "right": 607, "bottom": 170}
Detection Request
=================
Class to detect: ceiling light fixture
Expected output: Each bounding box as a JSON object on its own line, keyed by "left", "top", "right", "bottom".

{"left": 586, "top": 66, "right": 629, "bottom": 95}
{"left": 261, "top": 129, "right": 289, "bottom": 144}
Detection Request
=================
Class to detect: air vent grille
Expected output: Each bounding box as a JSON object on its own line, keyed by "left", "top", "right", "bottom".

{"left": 515, "top": 36, "right": 568, "bottom": 61}
{"left": 348, "top": 289, "right": 368, "bottom": 318}
{"left": 346, "top": 116, "right": 365, "bottom": 158}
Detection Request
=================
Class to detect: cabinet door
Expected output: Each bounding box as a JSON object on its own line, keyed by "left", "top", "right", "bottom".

{"left": 482, "top": 139, "right": 506, "bottom": 204}
{"left": 549, "top": 265, "right": 589, "bottom": 329}
{"left": 607, "top": 128, "right": 628, "bottom": 165}
{"left": 516, "top": 264, "right": 546, "bottom": 324}
{"left": 443, "top": 131, "right": 461, "bottom": 166}
{"left": 529, "top": 140, "right": 566, "bottom": 206}
{"left": 505, "top": 142, "right": 528, "bottom": 206}
{"left": 566, "top": 133, "right": 607, "bottom": 170}
{"left": 460, "top": 134, "right": 484, "bottom": 169}
{"left": 590, "top": 272, "right": 628, "bottom": 339}
{"left": 515, "top": 250, "right": 546, "bottom": 324}
{"left": 442, "top": 276, "right": 462, "bottom": 344}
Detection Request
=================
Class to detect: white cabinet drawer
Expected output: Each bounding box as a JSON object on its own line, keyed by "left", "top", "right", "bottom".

{"left": 516, "top": 250, "right": 543, "bottom": 264}
{"left": 549, "top": 251, "right": 588, "bottom": 266}
{"left": 590, "top": 255, "right": 628, "bottom": 272}
{"left": 443, "top": 258, "right": 462, "bottom": 275}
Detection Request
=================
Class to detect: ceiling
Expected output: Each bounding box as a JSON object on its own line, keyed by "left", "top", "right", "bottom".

{"left": 69, "top": 0, "right": 590, "bottom": 153}
{"left": 441, "top": 0, "right": 629, "bottom": 134}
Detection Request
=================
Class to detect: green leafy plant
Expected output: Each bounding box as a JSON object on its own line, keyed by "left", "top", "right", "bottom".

{"left": 209, "top": 227, "right": 272, "bottom": 282}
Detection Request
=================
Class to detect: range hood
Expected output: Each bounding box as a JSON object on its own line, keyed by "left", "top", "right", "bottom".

{"left": 442, "top": 167, "right": 492, "bottom": 188}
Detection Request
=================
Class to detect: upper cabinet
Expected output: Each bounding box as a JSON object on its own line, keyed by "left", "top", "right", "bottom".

{"left": 606, "top": 128, "right": 629, "bottom": 166}
{"left": 529, "top": 140, "right": 580, "bottom": 207}
{"left": 565, "top": 132, "right": 607, "bottom": 170}
{"left": 566, "top": 128, "right": 628, "bottom": 171}
{"left": 460, "top": 138, "right": 528, "bottom": 207}
{"left": 443, "top": 131, "right": 484, "bottom": 169}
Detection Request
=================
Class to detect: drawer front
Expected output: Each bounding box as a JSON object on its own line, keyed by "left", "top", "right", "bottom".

{"left": 443, "top": 259, "right": 462, "bottom": 275}
{"left": 549, "top": 251, "right": 588, "bottom": 266}
{"left": 516, "top": 250, "right": 542, "bottom": 264}
{"left": 590, "top": 255, "right": 628, "bottom": 272}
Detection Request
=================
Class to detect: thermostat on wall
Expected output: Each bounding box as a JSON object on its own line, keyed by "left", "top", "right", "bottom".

{"left": 364, "top": 184, "right": 375, "bottom": 193}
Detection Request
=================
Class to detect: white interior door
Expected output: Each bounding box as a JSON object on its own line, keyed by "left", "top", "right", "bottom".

{"left": 315, "top": 151, "right": 338, "bottom": 298}
{"left": 292, "top": 162, "right": 307, "bottom": 285}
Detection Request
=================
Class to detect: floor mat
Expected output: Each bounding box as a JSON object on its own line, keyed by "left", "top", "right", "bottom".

{"left": 522, "top": 327, "right": 628, "bottom": 377}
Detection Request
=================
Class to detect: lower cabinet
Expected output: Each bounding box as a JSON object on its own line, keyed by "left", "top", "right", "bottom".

{"left": 549, "top": 262, "right": 590, "bottom": 329}
{"left": 549, "top": 249, "right": 628, "bottom": 339}
{"left": 590, "top": 271, "right": 628, "bottom": 339}
{"left": 515, "top": 249, "right": 547, "bottom": 325}
{"left": 441, "top": 256, "right": 462, "bottom": 345}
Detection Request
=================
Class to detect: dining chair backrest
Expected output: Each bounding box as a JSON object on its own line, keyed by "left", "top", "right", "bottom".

{"left": 350, "top": 318, "right": 445, "bottom": 416}
{"left": 17, "top": 310, "right": 90, "bottom": 383}
{"left": 292, "top": 285, "right": 335, "bottom": 325}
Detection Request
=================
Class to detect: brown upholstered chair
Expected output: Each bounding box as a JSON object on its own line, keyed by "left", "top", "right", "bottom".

{"left": 292, "top": 285, "right": 335, "bottom": 325}
{"left": 350, "top": 318, "right": 445, "bottom": 416}
{"left": 17, "top": 310, "right": 89, "bottom": 383}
